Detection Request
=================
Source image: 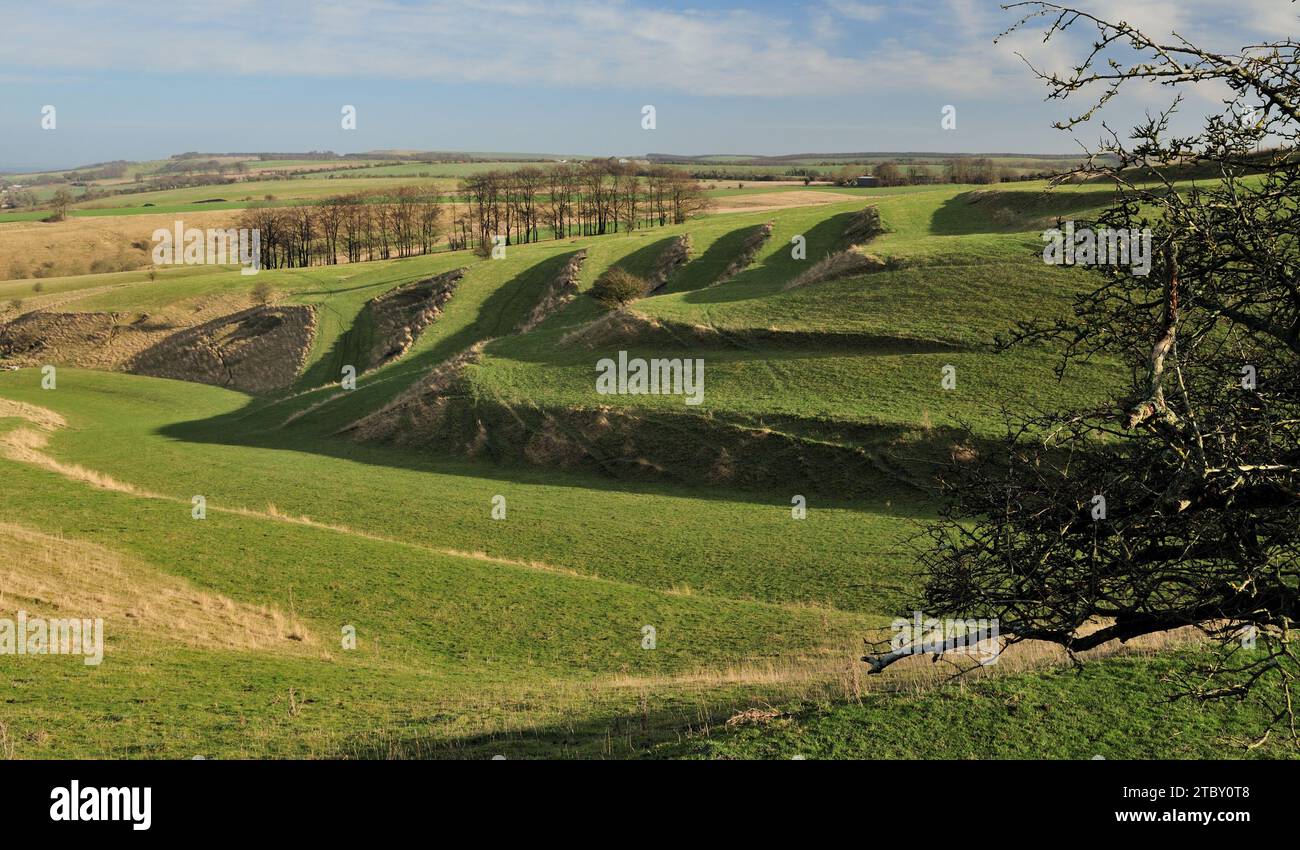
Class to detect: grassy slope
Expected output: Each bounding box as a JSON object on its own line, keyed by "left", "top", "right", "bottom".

{"left": 0, "top": 375, "right": 884, "bottom": 758}
{"left": 1, "top": 369, "right": 918, "bottom": 612}
{"left": 3, "top": 183, "right": 1288, "bottom": 759}
{"left": 654, "top": 655, "right": 1284, "bottom": 760}
{"left": 462, "top": 188, "right": 1121, "bottom": 488}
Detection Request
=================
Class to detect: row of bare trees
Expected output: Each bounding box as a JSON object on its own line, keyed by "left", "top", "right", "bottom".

{"left": 828, "top": 157, "right": 1020, "bottom": 187}
{"left": 231, "top": 162, "right": 713, "bottom": 268}
{"left": 235, "top": 187, "right": 443, "bottom": 268}
{"left": 452, "top": 161, "right": 712, "bottom": 251}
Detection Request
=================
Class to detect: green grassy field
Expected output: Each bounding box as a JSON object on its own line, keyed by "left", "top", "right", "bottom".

{"left": 0, "top": 156, "right": 1076, "bottom": 225}
{"left": 1, "top": 181, "right": 1290, "bottom": 759}
{"left": 0, "top": 182, "right": 790, "bottom": 223}
{"left": 655, "top": 654, "right": 1283, "bottom": 760}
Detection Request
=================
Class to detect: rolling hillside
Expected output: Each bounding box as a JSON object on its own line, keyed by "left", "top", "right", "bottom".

{"left": 0, "top": 181, "right": 1288, "bottom": 759}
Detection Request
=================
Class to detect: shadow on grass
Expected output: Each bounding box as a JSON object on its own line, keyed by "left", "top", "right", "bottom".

{"left": 930, "top": 187, "right": 1119, "bottom": 236}
{"left": 159, "top": 367, "right": 998, "bottom": 514}
{"left": 329, "top": 681, "right": 850, "bottom": 760}
{"left": 298, "top": 301, "right": 377, "bottom": 391}
{"left": 609, "top": 233, "right": 681, "bottom": 281}
{"left": 506, "top": 234, "right": 690, "bottom": 339}
{"left": 676, "top": 209, "right": 858, "bottom": 305}
{"left": 235, "top": 249, "right": 585, "bottom": 435}
{"left": 140, "top": 223, "right": 997, "bottom": 514}
{"left": 656, "top": 222, "right": 769, "bottom": 295}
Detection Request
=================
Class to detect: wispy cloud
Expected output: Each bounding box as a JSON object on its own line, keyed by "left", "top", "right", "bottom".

{"left": 824, "top": 1, "right": 886, "bottom": 23}
{"left": 0, "top": 0, "right": 1286, "bottom": 168}
{"left": 3, "top": 0, "right": 1286, "bottom": 99}
{"left": 0, "top": 0, "right": 1055, "bottom": 97}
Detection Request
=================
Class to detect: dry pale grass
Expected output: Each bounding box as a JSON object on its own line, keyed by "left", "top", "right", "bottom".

{"left": 709, "top": 190, "right": 863, "bottom": 215}
{"left": 0, "top": 210, "right": 239, "bottom": 282}
{"left": 244, "top": 502, "right": 595, "bottom": 580}
{"left": 702, "top": 180, "right": 837, "bottom": 191}
{"left": 591, "top": 624, "right": 1207, "bottom": 704}
{"left": 1, "top": 396, "right": 1205, "bottom": 708}
{"left": 783, "top": 248, "right": 887, "bottom": 290}
{"left": 557, "top": 310, "right": 665, "bottom": 349}
{"left": 280, "top": 391, "right": 347, "bottom": 427}
{"left": 343, "top": 342, "right": 485, "bottom": 441}
{"left": 300, "top": 620, "right": 1212, "bottom": 758}
{"left": 725, "top": 706, "right": 787, "bottom": 727}
{"left": 126, "top": 304, "right": 318, "bottom": 394}
{"left": 646, "top": 234, "right": 691, "bottom": 293}
{"left": 712, "top": 222, "right": 773, "bottom": 287}
{"left": 0, "top": 397, "right": 66, "bottom": 430}
{"left": 343, "top": 628, "right": 1207, "bottom": 756}
{"left": 0, "top": 396, "right": 598, "bottom": 584}
{"left": 0, "top": 523, "right": 317, "bottom": 654}
{"left": 0, "top": 426, "right": 156, "bottom": 497}
{"left": 0, "top": 281, "right": 128, "bottom": 317}
{"left": 515, "top": 250, "right": 586, "bottom": 334}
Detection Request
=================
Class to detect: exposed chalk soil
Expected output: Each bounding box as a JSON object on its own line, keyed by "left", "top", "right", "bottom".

{"left": 127, "top": 304, "right": 318, "bottom": 394}
{"left": 515, "top": 250, "right": 586, "bottom": 334}
{"left": 366, "top": 268, "right": 463, "bottom": 369}
{"left": 646, "top": 235, "right": 691, "bottom": 294}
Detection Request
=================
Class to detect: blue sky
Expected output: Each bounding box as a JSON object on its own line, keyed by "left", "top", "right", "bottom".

{"left": 0, "top": 0, "right": 1292, "bottom": 171}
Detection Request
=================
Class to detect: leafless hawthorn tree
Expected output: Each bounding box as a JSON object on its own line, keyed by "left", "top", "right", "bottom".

{"left": 878, "top": 2, "right": 1300, "bottom": 741}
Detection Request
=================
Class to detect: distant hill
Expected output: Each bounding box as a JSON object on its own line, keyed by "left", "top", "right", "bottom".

{"left": 4, "top": 149, "right": 1109, "bottom": 178}
{"left": 645, "top": 151, "right": 1107, "bottom": 164}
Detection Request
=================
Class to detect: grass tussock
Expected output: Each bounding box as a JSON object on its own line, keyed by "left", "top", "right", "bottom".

{"left": 0, "top": 523, "right": 318, "bottom": 653}
{"left": 783, "top": 248, "right": 889, "bottom": 290}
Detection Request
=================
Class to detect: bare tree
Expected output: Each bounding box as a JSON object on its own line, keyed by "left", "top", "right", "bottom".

{"left": 881, "top": 2, "right": 1300, "bottom": 741}
{"left": 318, "top": 199, "right": 344, "bottom": 264}
{"left": 49, "top": 188, "right": 73, "bottom": 221}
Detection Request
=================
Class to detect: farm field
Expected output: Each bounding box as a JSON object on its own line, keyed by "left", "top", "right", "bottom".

{"left": 0, "top": 176, "right": 860, "bottom": 225}
{"left": 0, "top": 209, "right": 240, "bottom": 280}
{"left": 71, "top": 176, "right": 456, "bottom": 211}
{"left": 1, "top": 181, "right": 1287, "bottom": 760}
{"left": 0, "top": 149, "right": 1083, "bottom": 227}
{"left": 0, "top": 179, "right": 959, "bottom": 282}
{"left": 0, "top": 183, "right": 1039, "bottom": 283}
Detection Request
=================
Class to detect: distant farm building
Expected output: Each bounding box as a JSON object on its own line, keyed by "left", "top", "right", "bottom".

{"left": 855, "top": 175, "right": 880, "bottom": 187}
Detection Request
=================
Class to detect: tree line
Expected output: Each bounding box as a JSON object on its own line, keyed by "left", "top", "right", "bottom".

{"left": 230, "top": 161, "right": 712, "bottom": 268}
{"left": 235, "top": 187, "right": 444, "bottom": 269}
{"left": 829, "top": 157, "right": 1060, "bottom": 187}
{"left": 451, "top": 161, "right": 712, "bottom": 252}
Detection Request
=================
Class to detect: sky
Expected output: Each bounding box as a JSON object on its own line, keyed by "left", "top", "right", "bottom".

{"left": 0, "top": 0, "right": 1294, "bottom": 171}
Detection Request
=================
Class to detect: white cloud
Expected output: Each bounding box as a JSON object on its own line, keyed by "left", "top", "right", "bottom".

{"left": 0, "top": 0, "right": 1288, "bottom": 101}
{"left": 824, "top": 1, "right": 886, "bottom": 23}
{"left": 0, "top": 0, "right": 1017, "bottom": 97}
{"left": 1234, "top": 0, "right": 1300, "bottom": 35}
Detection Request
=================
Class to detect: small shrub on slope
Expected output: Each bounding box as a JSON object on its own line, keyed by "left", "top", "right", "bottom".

{"left": 589, "top": 267, "right": 646, "bottom": 309}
